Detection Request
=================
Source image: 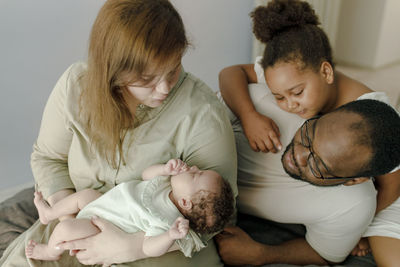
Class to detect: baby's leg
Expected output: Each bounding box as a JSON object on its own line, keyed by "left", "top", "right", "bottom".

{"left": 34, "top": 189, "right": 102, "bottom": 224}
{"left": 25, "top": 218, "right": 100, "bottom": 261}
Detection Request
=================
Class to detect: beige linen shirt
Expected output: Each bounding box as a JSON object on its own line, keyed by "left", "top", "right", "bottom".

{"left": 0, "top": 62, "right": 237, "bottom": 267}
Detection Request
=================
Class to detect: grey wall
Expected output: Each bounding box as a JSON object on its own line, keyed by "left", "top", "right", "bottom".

{"left": 0, "top": 0, "right": 253, "bottom": 190}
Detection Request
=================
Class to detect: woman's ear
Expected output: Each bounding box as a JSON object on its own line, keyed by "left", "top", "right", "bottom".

{"left": 344, "top": 177, "right": 370, "bottom": 186}
{"left": 178, "top": 197, "right": 193, "bottom": 211}
{"left": 320, "top": 61, "right": 334, "bottom": 84}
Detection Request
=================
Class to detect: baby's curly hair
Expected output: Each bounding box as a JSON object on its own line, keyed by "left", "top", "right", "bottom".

{"left": 251, "top": 0, "right": 333, "bottom": 72}
{"left": 183, "top": 177, "right": 234, "bottom": 235}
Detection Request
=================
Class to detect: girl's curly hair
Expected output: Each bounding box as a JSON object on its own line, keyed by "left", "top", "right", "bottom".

{"left": 251, "top": 0, "right": 333, "bottom": 71}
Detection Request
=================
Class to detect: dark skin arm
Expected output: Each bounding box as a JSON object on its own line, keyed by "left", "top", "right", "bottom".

{"left": 374, "top": 169, "right": 400, "bottom": 214}
{"left": 219, "top": 65, "right": 281, "bottom": 153}
{"left": 215, "top": 226, "right": 335, "bottom": 266}
{"left": 351, "top": 169, "right": 400, "bottom": 256}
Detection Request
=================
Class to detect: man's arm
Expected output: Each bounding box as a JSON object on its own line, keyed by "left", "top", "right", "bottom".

{"left": 215, "top": 226, "right": 331, "bottom": 266}
{"left": 374, "top": 169, "right": 400, "bottom": 213}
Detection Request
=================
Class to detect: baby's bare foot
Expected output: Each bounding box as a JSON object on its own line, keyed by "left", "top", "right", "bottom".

{"left": 351, "top": 237, "right": 371, "bottom": 257}
{"left": 25, "top": 239, "right": 61, "bottom": 261}
{"left": 34, "top": 192, "right": 52, "bottom": 225}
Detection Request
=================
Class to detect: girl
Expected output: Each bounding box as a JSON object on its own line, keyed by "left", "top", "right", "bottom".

{"left": 219, "top": 0, "right": 399, "bottom": 266}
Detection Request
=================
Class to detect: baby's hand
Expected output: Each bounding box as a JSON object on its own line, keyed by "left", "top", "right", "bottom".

{"left": 241, "top": 111, "right": 282, "bottom": 153}
{"left": 164, "top": 159, "right": 188, "bottom": 175}
{"left": 169, "top": 217, "right": 189, "bottom": 240}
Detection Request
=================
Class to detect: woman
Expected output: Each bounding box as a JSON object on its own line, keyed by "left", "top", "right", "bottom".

{"left": 0, "top": 0, "right": 237, "bottom": 266}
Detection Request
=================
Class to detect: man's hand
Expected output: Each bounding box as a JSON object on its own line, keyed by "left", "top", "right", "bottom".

{"left": 164, "top": 159, "right": 189, "bottom": 175}
{"left": 241, "top": 111, "right": 281, "bottom": 153}
{"left": 215, "top": 226, "right": 264, "bottom": 266}
{"left": 56, "top": 216, "right": 147, "bottom": 266}
{"left": 169, "top": 217, "right": 189, "bottom": 240}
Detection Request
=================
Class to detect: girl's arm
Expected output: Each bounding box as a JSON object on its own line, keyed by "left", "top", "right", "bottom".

{"left": 142, "top": 159, "right": 188, "bottom": 180}
{"left": 219, "top": 64, "right": 258, "bottom": 122}
{"left": 374, "top": 169, "right": 400, "bottom": 214}
{"left": 142, "top": 217, "right": 189, "bottom": 257}
{"left": 219, "top": 64, "right": 282, "bottom": 153}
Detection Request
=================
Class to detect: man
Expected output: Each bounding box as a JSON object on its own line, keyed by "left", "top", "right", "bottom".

{"left": 215, "top": 84, "right": 400, "bottom": 266}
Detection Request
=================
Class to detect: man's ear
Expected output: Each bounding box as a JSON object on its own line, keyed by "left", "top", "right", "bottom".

{"left": 320, "top": 61, "right": 334, "bottom": 84}
{"left": 178, "top": 197, "right": 193, "bottom": 211}
{"left": 344, "top": 177, "right": 370, "bottom": 186}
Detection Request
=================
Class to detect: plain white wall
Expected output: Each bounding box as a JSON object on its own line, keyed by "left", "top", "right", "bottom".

{"left": 334, "top": 0, "right": 384, "bottom": 68}
{"left": 335, "top": 0, "right": 400, "bottom": 68}
{"left": 375, "top": 0, "right": 400, "bottom": 67}
{"left": 0, "top": 0, "right": 253, "bottom": 191}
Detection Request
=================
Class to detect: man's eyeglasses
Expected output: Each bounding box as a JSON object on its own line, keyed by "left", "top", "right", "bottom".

{"left": 300, "top": 116, "right": 358, "bottom": 180}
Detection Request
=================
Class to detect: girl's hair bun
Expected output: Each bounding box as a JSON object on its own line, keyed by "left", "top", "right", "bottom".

{"left": 251, "top": 0, "right": 320, "bottom": 43}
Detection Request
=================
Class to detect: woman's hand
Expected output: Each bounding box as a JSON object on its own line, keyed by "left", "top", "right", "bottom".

{"left": 241, "top": 111, "right": 282, "bottom": 153}
{"left": 56, "top": 216, "right": 147, "bottom": 266}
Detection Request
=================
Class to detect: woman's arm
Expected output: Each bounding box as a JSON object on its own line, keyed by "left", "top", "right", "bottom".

{"left": 374, "top": 169, "right": 400, "bottom": 214}
{"left": 219, "top": 64, "right": 282, "bottom": 153}
{"left": 56, "top": 216, "right": 148, "bottom": 265}
{"left": 31, "top": 64, "right": 77, "bottom": 200}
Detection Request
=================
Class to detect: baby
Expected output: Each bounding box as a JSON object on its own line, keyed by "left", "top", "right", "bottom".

{"left": 25, "top": 159, "right": 234, "bottom": 261}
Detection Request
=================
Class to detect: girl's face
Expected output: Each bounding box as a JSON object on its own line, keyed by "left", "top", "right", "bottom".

{"left": 265, "top": 61, "right": 332, "bottom": 119}
{"left": 126, "top": 62, "right": 182, "bottom": 108}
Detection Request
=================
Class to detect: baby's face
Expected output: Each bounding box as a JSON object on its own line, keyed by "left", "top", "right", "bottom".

{"left": 171, "top": 167, "right": 221, "bottom": 196}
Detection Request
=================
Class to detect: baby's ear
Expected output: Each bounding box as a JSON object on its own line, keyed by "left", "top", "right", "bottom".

{"left": 344, "top": 177, "right": 370, "bottom": 186}
{"left": 178, "top": 197, "right": 193, "bottom": 211}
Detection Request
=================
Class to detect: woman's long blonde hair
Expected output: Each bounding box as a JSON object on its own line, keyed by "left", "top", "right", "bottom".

{"left": 80, "top": 0, "right": 188, "bottom": 168}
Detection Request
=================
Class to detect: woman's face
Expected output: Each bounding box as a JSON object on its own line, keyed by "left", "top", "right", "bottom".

{"left": 126, "top": 62, "right": 182, "bottom": 108}
{"left": 265, "top": 62, "right": 331, "bottom": 119}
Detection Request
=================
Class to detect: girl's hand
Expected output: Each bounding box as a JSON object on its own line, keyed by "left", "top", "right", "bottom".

{"left": 169, "top": 217, "right": 189, "bottom": 240}
{"left": 164, "top": 159, "right": 189, "bottom": 175}
{"left": 241, "top": 111, "right": 282, "bottom": 153}
{"left": 56, "top": 216, "right": 147, "bottom": 266}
